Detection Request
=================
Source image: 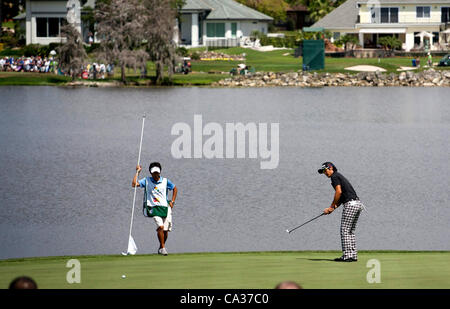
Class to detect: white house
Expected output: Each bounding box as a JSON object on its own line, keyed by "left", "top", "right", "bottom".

{"left": 178, "top": 0, "right": 273, "bottom": 47}
{"left": 21, "top": 0, "right": 273, "bottom": 47}
{"left": 22, "top": 0, "right": 94, "bottom": 45}
{"left": 312, "top": 0, "right": 450, "bottom": 51}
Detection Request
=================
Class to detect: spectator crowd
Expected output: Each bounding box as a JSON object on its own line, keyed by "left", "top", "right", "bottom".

{"left": 0, "top": 56, "right": 114, "bottom": 80}
{"left": 81, "top": 62, "right": 114, "bottom": 80}
{"left": 0, "top": 56, "right": 57, "bottom": 73}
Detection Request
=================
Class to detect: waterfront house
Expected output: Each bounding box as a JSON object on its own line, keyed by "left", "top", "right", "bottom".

{"left": 178, "top": 0, "right": 273, "bottom": 47}
{"left": 21, "top": 0, "right": 95, "bottom": 45}
{"left": 312, "top": 0, "right": 450, "bottom": 51}
{"left": 20, "top": 0, "right": 273, "bottom": 48}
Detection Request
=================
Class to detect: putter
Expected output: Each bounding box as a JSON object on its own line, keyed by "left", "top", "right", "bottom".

{"left": 286, "top": 213, "right": 325, "bottom": 234}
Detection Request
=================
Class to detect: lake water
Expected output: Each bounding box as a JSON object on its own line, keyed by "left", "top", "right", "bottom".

{"left": 0, "top": 86, "right": 449, "bottom": 259}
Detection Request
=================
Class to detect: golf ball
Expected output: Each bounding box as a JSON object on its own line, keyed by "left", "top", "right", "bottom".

{"left": 122, "top": 275, "right": 126, "bottom": 279}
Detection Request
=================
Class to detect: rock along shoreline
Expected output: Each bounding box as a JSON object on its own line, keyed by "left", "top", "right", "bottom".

{"left": 213, "top": 69, "right": 450, "bottom": 87}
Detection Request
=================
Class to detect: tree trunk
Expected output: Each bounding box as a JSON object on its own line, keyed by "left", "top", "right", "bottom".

{"left": 167, "top": 61, "right": 173, "bottom": 80}
{"left": 121, "top": 64, "right": 126, "bottom": 83}
{"left": 155, "top": 61, "right": 163, "bottom": 85}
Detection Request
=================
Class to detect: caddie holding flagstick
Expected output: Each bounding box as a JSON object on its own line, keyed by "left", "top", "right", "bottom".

{"left": 318, "top": 162, "right": 365, "bottom": 262}
{"left": 132, "top": 162, "right": 178, "bottom": 256}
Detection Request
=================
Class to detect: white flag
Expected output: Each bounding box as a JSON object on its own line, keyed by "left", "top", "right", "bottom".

{"left": 122, "top": 235, "right": 137, "bottom": 255}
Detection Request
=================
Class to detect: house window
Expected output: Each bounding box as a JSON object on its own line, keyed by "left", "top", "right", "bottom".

{"left": 231, "top": 22, "right": 237, "bottom": 38}
{"left": 48, "top": 18, "right": 60, "bottom": 37}
{"left": 442, "top": 7, "right": 450, "bottom": 23}
{"left": 414, "top": 32, "right": 421, "bottom": 45}
{"left": 206, "top": 23, "right": 225, "bottom": 37}
{"left": 36, "top": 17, "right": 65, "bottom": 37}
{"left": 417, "top": 6, "right": 431, "bottom": 18}
{"left": 380, "top": 8, "right": 398, "bottom": 23}
{"left": 36, "top": 18, "right": 47, "bottom": 37}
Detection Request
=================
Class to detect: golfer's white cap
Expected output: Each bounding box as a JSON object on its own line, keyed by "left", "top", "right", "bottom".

{"left": 150, "top": 166, "right": 161, "bottom": 174}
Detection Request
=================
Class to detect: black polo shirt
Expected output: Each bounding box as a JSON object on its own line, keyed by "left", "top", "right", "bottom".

{"left": 330, "top": 172, "right": 358, "bottom": 205}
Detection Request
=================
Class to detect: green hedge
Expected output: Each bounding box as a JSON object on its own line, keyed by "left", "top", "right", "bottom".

{"left": 0, "top": 48, "right": 23, "bottom": 57}
{"left": 84, "top": 43, "right": 100, "bottom": 54}
{"left": 259, "top": 35, "right": 299, "bottom": 48}
{"left": 0, "top": 43, "right": 63, "bottom": 57}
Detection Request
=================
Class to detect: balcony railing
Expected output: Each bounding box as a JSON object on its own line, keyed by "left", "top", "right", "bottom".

{"left": 361, "top": 17, "right": 444, "bottom": 24}
{"left": 205, "top": 38, "right": 239, "bottom": 48}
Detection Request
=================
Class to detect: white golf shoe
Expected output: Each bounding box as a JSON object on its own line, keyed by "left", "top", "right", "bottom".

{"left": 158, "top": 248, "right": 168, "bottom": 256}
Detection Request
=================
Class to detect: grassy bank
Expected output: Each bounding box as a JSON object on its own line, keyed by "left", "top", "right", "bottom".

{"left": 0, "top": 47, "right": 448, "bottom": 86}
{"left": 0, "top": 72, "right": 70, "bottom": 85}
{"left": 1, "top": 251, "right": 449, "bottom": 289}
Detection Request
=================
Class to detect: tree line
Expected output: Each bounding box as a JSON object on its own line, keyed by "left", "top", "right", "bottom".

{"left": 235, "top": 0, "right": 346, "bottom": 24}
{"left": 57, "top": 0, "right": 346, "bottom": 82}
{"left": 58, "top": 0, "right": 183, "bottom": 83}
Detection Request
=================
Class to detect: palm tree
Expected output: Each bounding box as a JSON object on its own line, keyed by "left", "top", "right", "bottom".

{"left": 308, "top": 0, "right": 334, "bottom": 22}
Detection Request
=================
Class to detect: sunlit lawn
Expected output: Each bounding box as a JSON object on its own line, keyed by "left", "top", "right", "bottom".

{"left": 0, "top": 47, "right": 448, "bottom": 86}
{"left": 1, "top": 251, "right": 449, "bottom": 289}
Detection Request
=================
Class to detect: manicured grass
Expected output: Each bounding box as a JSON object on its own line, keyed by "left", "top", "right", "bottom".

{"left": 100, "top": 47, "right": 450, "bottom": 78}
{"left": 1, "top": 251, "right": 449, "bottom": 289}
{"left": 189, "top": 47, "right": 450, "bottom": 74}
{"left": 0, "top": 72, "right": 70, "bottom": 85}
{"left": 169, "top": 73, "right": 228, "bottom": 85}
{"left": 190, "top": 47, "right": 299, "bottom": 73}
{"left": 319, "top": 56, "right": 449, "bottom": 74}
{"left": 183, "top": 47, "right": 296, "bottom": 73}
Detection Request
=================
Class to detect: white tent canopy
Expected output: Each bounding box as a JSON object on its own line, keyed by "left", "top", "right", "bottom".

{"left": 415, "top": 31, "right": 434, "bottom": 48}
{"left": 415, "top": 31, "right": 433, "bottom": 38}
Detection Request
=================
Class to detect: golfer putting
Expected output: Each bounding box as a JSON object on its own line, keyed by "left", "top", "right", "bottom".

{"left": 132, "top": 162, "right": 177, "bottom": 256}
{"left": 318, "top": 162, "right": 364, "bottom": 262}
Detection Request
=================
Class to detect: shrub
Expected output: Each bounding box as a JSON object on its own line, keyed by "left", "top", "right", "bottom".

{"left": 335, "top": 34, "right": 359, "bottom": 51}
{"left": 176, "top": 46, "right": 189, "bottom": 57}
{"left": 0, "top": 48, "right": 23, "bottom": 57}
{"left": 48, "top": 42, "right": 62, "bottom": 52}
{"left": 22, "top": 44, "right": 40, "bottom": 57}
{"left": 0, "top": 32, "right": 19, "bottom": 48}
{"left": 286, "top": 19, "right": 295, "bottom": 31}
{"left": 38, "top": 45, "right": 52, "bottom": 57}
{"left": 84, "top": 43, "right": 100, "bottom": 54}
{"left": 259, "top": 34, "right": 299, "bottom": 48}
{"left": 251, "top": 30, "right": 262, "bottom": 40}
{"left": 190, "top": 51, "right": 200, "bottom": 60}
{"left": 378, "top": 36, "right": 402, "bottom": 51}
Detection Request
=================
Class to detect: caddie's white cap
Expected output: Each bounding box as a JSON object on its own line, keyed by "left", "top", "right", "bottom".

{"left": 150, "top": 166, "right": 161, "bottom": 174}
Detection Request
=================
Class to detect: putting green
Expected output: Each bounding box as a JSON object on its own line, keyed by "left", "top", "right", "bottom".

{"left": 1, "top": 251, "right": 449, "bottom": 289}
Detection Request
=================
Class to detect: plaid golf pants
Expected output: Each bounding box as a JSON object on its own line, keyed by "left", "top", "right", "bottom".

{"left": 340, "top": 200, "right": 364, "bottom": 260}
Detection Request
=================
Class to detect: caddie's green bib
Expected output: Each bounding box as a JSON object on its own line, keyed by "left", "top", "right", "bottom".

{"left": 143, "top": 177, "right": 169, "bottom": 218}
